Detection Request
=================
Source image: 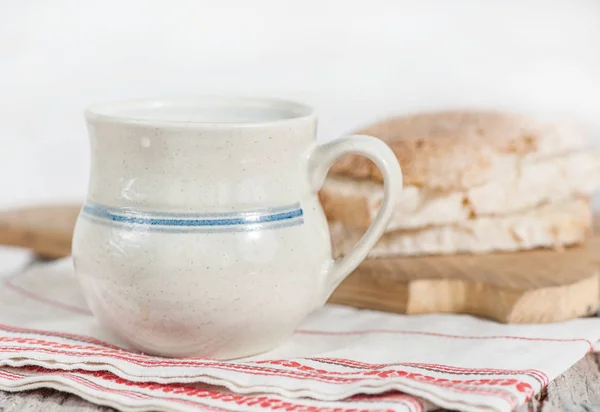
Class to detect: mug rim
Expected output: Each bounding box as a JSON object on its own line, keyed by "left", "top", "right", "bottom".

{"left": 85, "top": 95, "right": 316, "bottom": 128}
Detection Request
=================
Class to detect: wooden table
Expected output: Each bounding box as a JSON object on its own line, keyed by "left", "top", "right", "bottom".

{"left": 1, "top": 353, "right": 599, "bottom": 411}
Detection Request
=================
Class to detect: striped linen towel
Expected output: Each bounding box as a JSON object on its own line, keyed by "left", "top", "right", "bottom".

{"left": 0, "top": 256, "right": 599, "bottom": 412}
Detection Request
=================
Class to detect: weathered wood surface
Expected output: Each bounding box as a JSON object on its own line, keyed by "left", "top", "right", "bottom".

{"left": 518, "top": 353, "right": 600, "bottom": 412}
{"left": 0, "top": 388, "right": 114, "bottom": 411}
{"left": 1, "top": 354, "right": 599, "bottom": 411}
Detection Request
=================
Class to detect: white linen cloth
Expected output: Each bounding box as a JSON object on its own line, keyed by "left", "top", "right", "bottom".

{"left": 0, "top": 256, "right": 598, "bottom": 412}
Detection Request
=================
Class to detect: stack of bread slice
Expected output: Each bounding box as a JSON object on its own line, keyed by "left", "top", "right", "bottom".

{"left": 321, "top": 111, "right": 600, "bottom": 257}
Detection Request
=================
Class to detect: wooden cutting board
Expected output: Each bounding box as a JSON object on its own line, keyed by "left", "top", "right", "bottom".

{"left": 1, "top": 204, "right": 598, "bottom": 323}
{"left": 0, "top": 205, "right": 81, "bottom": 259}
{"left": 330, "top": 234, "right": 600, "bottom": 324}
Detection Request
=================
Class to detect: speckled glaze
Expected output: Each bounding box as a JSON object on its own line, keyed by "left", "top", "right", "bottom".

{"left": 72, "top": 97, "right": 402, "bottom": 359}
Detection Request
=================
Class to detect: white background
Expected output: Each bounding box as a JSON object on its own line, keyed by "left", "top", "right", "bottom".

{"left": 1, "top": 0, "right": 600, "bottom": 208}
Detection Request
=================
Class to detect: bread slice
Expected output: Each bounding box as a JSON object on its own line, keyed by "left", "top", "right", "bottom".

{"left": 330, "top": 198, "right": 592, "bottom": 258}
{"left": 330, "top": 111, "right": 589, "bottom": 190}
{"left": 321, "top": 150, "right": 600, "bottom": 231}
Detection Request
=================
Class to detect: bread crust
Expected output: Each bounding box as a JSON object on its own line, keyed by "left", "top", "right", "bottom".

{"left": 330, "top": 111, "right": 589, "bottom": 190}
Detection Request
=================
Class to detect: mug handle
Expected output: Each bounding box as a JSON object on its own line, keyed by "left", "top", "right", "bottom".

{"left": 308, "top": 134, "right": 403, "bottom": 299}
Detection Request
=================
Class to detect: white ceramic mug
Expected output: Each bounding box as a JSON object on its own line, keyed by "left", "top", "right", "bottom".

{"left": 72, "top": 96, "right": 402, "bottom": 359}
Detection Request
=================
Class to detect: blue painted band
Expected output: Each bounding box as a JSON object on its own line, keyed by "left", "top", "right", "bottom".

{"left": 81, "top": 202, "right": 304, "bottom": 232}
{"left": 85, "top": 202, "right": 302, "bottom": 218}
{"left": 83, "top": 214, "right": 304, "bottom": 234}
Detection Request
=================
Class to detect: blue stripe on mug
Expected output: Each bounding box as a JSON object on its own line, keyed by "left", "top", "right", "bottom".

{"left": 81, "top": 202, "right": 304, "bottom": 233}
{"left": 85, "top": 202, "right": 302, "bottom": 218}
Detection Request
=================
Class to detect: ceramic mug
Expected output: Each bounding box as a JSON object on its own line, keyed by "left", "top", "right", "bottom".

{"left": 72, "top": 96, "right": 403, "bottom": 359}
